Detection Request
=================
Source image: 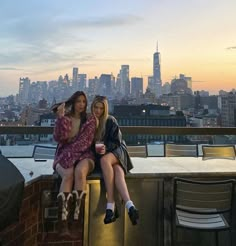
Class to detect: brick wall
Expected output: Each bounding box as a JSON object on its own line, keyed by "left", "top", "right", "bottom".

{"left": 0, "top": 177, "right": 83, "bottom": 246}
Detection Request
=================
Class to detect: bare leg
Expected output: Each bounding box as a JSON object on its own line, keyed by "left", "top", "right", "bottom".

{"left": 56, "top": 164, "right": 74, "bottom": 192}
{"left": 113, "top": 164, "right": 130, "bottom": 203}
{"left": 74, "top": 158, "right": 94, "bottom": 191}
{"left": 100, "top": 153, "right": 117, "bottom": 203}
{"left": 101, "top": 153, "right": 138, "bottom": 225}
{"left": 113, "top": 164, "right": 139, "bottom": 225}
{"left": 55, "top": 164, "right": 74, "bottom": 235}
{"left": 100, "top": 153, "right": 139, "bottom": 225}
{"left": 72, "top": 159, "right": 94, "bottom": 223}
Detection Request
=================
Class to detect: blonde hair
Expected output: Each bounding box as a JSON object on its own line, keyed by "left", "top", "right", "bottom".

{"left": 91, "top": 96, "right": 108, "bottom": 141}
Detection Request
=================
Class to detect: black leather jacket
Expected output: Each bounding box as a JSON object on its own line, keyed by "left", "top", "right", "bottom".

{"left": 103, "top": 115, "right": 133, "bottom": 173}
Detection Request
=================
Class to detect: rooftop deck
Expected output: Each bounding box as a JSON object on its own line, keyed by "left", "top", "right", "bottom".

{"left": 8, "top": 156, "right": 236, "bottom": 184}
{"left": 0, "top": 126, "right": 236, "bottom": 246}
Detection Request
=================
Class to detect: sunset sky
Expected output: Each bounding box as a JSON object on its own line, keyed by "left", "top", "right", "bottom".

{"left": 0, "top": 0, "right": 236, "bottom": 96}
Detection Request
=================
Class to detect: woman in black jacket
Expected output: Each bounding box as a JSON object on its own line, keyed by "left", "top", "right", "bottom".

{"left": 91, "top": 95, "right": 139, "bottom": 225}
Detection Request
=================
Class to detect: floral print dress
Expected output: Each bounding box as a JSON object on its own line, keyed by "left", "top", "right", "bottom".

{"left": 53, "top": 114, "right": 96, "bottom": 169}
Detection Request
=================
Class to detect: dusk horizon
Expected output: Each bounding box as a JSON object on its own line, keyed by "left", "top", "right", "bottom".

{"left": 0, "top": 0, "right": 236, "bottom": 96}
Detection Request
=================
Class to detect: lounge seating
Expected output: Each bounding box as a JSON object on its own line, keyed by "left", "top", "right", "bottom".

{"left": 172, "top": 177, "right": 235, "bottom": 246}
{"left": 165, "top": 144, "right": 198, "bottom": 157}
{"left": 32, "top": 145, "right": 57, "bottom": 161}
{"left": 202, "top": 145, "right": 236, "bottom": 160}
{"left": 127, "top": 145, "right": 147, "bottom": 157}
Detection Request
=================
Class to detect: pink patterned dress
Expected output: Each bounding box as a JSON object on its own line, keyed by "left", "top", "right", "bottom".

{"left": 53, "top": 114, "right": 96, "bottom": 170}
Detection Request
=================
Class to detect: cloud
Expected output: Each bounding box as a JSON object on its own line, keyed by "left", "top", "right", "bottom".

{"left": 192, "top": 80, "right": 206, "bottom": 83}
{"left": 0, "top": 12, "right": 143, "bottom": 68}
{"left": 0, "top": 37, "right": 95, "bottom": 66}
{"left": 0, "top": 67, "right": 24, "bottom": 70}
{"left": 92, "top": 57, "right": 150, "bottom": 62}
{"left": 0, "top": 2, "right": 144, "bottom": 78}
{"left": 58, "top": 15, "right": 143, "bottom": 28}
{"left": 0, "top": 14, "right": 142, "bottom": 44}
{"left": 226, "top": 46, "right": 236, "bottom": 50}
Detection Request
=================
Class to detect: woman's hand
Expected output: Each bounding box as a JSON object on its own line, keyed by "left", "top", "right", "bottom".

{"left": 57, "top": 103, "right": 65, "bottom": 117}
{"left": 99, "top": 145, "right": 106, "bottom": 155}
{"left": 95, "top": 142, "right": 106, "bottom": 155}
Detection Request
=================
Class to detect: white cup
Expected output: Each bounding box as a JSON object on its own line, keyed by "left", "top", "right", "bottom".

{"left": 95, "top": 141, "right": 105, "bottom": 154}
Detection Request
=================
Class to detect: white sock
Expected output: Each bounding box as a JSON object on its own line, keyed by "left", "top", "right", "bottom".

{"left": 125, "top": 200, "right": 134, "bottom": 211}
{"left": 106, "top": 202, "right": 115, "bottom": 211}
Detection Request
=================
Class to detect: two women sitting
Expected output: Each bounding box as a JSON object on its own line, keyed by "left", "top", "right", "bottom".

{"left": 52, "top": 91, "right": 139, "bottom": 236}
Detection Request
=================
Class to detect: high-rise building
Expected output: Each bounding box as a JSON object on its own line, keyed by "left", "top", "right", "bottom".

{"left": 162, "top": 82, "right": 171, "bottom": 95}
{"left": 99, "top": 74, "right": 112, "bottom": 96}
{"left": 64, "top": 74, "right": 70, "bottom": 86}
{"left": 153, "top": 42, "right": 162, "bottom": 97}
{"left": 221, "top": 92, "right": 236, "bottom": 126}
{"left": 179, "top": 74, "right": 192, "bottom": 90}
{"left": 78, "top": 74, "right": 87, "bottom": 91}
{"left": 120, "top": 65, "right": 130, "bottom": 96}
{"left": 72, "top": 67, "right": 79, "bottom": 90}
{"left": 171, "top": 78, "right": 191, "bottom": 95}
{"left": 131, "top": 77, "right": 143, "bottom": 97}
{"left": 28, "top": 81, "right": 47, "bottom": 104}
{"left": 113, "top": 104, "right": 186, "bottom": 144}
{"left": 116, "top": 73, "right": 121, "bottom": 94}
{"left": 111, "top": 73, "right": 116, "bottom": 94}
{"left": 88, "top": 77, "right": 99, "bottom": 96}
{"left": 147, "top": 76, "right": 154, "bottom": 91}
{"left": 18, "top": 77, "right": 30, "bottom": 104}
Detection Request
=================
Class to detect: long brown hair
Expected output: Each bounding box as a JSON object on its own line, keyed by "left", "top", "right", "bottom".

{"left": 51, "top": 91, "right": 88, "bottom": 125}
{"left": 91, "top": 95, "right": 108, "bottom": 141}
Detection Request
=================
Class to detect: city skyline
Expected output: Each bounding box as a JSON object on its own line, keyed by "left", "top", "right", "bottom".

{"left": 0, "top": 0, "right": 236, "bottom": 96}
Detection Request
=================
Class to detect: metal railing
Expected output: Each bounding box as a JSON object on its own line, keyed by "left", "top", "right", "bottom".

{"left": 0, "top": 126, "right": 235, "bottom": 135}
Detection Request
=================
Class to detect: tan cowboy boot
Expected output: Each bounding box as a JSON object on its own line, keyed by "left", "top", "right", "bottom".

{"left": 57, "top": 192, "right": 73, "bottom": 237}
{"left": 69, "top": 190, "right": 86, "bottom": 237}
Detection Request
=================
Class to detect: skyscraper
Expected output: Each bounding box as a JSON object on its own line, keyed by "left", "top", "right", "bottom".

{"left": 131, "top": 77, "right": 143, "bottom": 96}
{"left": 72, "top": 67, "right": 79, "bottom": 90}
{"left": 120, "top": 65, "right": 130, "bottom": 96}
{"left": 18, "top": 77, "right": 30, "bottom": 104}
{"left": 99, "top": 74, "right": 112, "bottom": 96}
{"left": 153, "top": 42, "right": 162, "bottom": 97}
{"left": 179, "top": 74, "right": 192, "bottom": 90}
{"left": 78, "top": 74, "right": 87, "bottom": 91}
{"left": 221, "top": 92, "right": 236, "bottom": 126}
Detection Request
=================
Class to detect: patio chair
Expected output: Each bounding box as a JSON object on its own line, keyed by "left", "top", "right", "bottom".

{"left": 165, "top": 143, "right": 198, "bottom": 157}
{"left": 127, "top": 145, "right": 147, "bottom": 157}
{"left": 172, "top": 177, "right": 235, "bottom": 246}
{"left": 202, "top": 145, "right": 236, "bottom": 160}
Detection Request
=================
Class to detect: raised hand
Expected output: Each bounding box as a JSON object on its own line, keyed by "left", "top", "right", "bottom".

{"left": 57, "top": 103, "right": 65, "bottom": 117}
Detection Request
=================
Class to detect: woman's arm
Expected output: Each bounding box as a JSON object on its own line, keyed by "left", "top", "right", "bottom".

{"left": 64, "top": 115, "right": 96, "bottom": 153}
{"left": 53, "top": 116, "right": 72, "bottom": 143}
{"left": 53, "top": 115, "right": 96, "bottom": 168}
{"left": 105, "top": 116, "right": 123, "bottom": 151}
